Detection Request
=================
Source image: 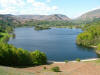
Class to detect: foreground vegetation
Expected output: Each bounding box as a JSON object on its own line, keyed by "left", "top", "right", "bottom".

{"left": 0, "top": 43, "right": 47, "bottom": 66}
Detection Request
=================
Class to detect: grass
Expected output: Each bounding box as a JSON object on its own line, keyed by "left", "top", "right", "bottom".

{"left": 76, "top": 58, "right": 81, "bottom": 62}
{"left": 0, "top": 66, "right": 34, "bottom": 75}
{"left": 93, "top": 59, "right": 100, "bottom": 63}
{"left": 84, "top": 59, "right": 100, "bottom": 64}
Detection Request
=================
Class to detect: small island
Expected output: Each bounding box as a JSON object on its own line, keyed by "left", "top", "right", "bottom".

{"left": 34, "top": 25, "right": 51, "bottom": 30}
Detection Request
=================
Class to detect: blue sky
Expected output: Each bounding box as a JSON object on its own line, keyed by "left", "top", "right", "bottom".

{"left": 0, "top": 0, "right": 100, "bottom": 18}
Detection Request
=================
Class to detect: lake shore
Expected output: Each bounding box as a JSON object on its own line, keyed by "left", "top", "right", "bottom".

{"left": 48, "top": 58, "right": 99, "bottom": 64}
{"left": 90, "top": 45, "right": 97, "bottom": 48}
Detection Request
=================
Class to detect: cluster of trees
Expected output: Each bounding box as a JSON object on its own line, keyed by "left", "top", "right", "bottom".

{"left": 0, "top": 43, "right": 47, "bottom": 66}
{"left": 0, "top": 25, "right": 13, "bottom": 43}
{"left": 76, "top": 31, "right": 93, "bottom": 46}
{"left": 0, "top": 19, "right": 14, "bottom": 33}
{"left": 77, "top": 18, "right": 100, "bottom": 47}
{"left": 82, "top": 18, "right": 100, "bottom": 30}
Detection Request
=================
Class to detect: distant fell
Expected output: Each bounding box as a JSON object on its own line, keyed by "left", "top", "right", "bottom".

{"left": 15, "top": 14, "right": 70, "bottom": 21}
{"left": 77, "top": 8, "right": 100, "bottom": 20}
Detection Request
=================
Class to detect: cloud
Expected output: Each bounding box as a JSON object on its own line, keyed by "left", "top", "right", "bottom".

{"left": 27, "top": 0, "right": 35, "bottom": 3}
{"left": 26, "top": 0, "right": 58, "bottom": 11}
{"left": 0, "top": 7, "right": 18, "bottom": 14}
{"left": 0, "top": 0, "right": 58, "bottom": 15}
{"left": 46, "top": 0, "right": 51, "bottom": 3}
{"left": 0, "top": 0, "right": 25, "bottom": 8}
{"left": 52, "top": 6, "right": 58, "bottom": 10}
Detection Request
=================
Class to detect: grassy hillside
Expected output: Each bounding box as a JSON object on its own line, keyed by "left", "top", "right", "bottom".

{"left": 77, "top": 9, "right": 100, "bottom": 21}
{"left": 0, "top": 66, "right": 34, "bottom": 75}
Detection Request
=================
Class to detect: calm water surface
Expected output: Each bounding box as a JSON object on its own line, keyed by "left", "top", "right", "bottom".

{"left": 8, "top": 27, "right": 97, "bottom": 61}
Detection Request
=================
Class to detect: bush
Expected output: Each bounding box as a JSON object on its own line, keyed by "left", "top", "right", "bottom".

{"left": 43, "top": 66, "right": 47, "bottom": 70}
{"left": 51, "top": 66, "right": 60, "bottom": 72}
{"left": 31, "top": 50, "right": 47, "bottom": 65}
{"left": 76, "top": 58, "right": 81, "bottom": 62}
{"left": 64, "top": 60, "right": 69, "bottom": 63}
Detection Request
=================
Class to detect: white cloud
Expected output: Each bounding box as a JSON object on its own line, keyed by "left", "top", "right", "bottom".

{"left": 0, "top": 7, "right": 18, "bottom": 14}
{"left": 26, "top": 0, "right": 58, "bottom": 11}
{"left": 0, "top": 0, "right": 58, "bottom": 15}
{"left": 0, "top": 0, "right": 25, "bottom": 8}
{"left": 27, "top": 0, "right": 35, "bottom": 4}
{"left": 52, "top": 6, "right": 58, "bottom": 10}
{"left": 46, "top": 0, "right": 51, "bottom": 3}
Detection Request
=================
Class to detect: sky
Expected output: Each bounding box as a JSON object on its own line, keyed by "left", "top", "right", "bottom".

{"left": 0, "top": 0, "right": 100, "bottom": 19}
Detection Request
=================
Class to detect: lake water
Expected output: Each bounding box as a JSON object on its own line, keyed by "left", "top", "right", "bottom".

{"left": 8, "top": 27, "right": 97, "bottom": 61}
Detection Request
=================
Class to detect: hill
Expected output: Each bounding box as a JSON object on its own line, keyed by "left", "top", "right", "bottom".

{"left": 0, "top": 14, "right": 72, "bottom": 27}
{"left": 77, "top": 8, "right": 100, "bottom": 21}
{"left": 15, "top": 14, "right": 70, "bottom": 21}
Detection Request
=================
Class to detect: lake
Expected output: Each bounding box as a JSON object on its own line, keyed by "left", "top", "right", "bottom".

{"left": 8, "top": 27, "right": 97, "bottom": 61}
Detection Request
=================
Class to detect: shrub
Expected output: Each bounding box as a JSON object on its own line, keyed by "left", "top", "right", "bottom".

{"left": 64, "top": 60, "right": 69, "bottom": 63}
{"left": 31, "top": 50, "right": 47, "bottom": 65}
{"left": 76, "top": 58, "right": 80, "bottom": 62}
{"left": 43, "top": 66, "right": 47, "bottom": 70}
{"left": 51, "top": 66, "right": 60, "bottom": 72}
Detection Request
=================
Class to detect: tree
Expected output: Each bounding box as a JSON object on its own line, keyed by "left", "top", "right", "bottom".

{"left": 31, "top": 50, "right": 47, "bottom": 65}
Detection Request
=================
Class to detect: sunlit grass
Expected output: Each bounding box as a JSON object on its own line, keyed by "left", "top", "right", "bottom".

{"left": 0, "top": 66, "right": 34, "bottom": 75}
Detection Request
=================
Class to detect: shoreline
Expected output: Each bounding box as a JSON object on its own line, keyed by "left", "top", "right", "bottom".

{"left": 90, "top": 45, "right": 97, "bottom": 48}
{"left": 47, "top": 58, "right": 99, "bottom": 64}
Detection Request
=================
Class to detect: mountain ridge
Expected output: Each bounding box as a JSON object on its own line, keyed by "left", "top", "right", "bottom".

{"left": 0, "top": 8, "right": 100, "bottom": 22}
{"left": 76, "top": 8, "right": 100, "bottom": 20}
{"left": 14, "top": 14, "right": 70, "bottom": 21}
